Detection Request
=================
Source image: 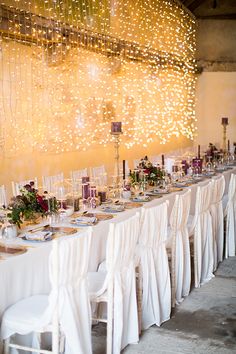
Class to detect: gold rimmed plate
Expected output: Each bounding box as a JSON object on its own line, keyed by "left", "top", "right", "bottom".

{"left": 0, "top": 243, "right": 27, "bottom": 256}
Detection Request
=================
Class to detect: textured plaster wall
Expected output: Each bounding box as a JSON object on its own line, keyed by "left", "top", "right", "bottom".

{"left": 195, "top": 19, "right": 236, "bottom": 148}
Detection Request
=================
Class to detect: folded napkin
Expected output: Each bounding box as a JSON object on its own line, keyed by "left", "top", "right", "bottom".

{"left": 23, "top": 231, "right": 53, "bottom": 241}
{"left": 73, "top": 216, "right": 97, "bottom": 225}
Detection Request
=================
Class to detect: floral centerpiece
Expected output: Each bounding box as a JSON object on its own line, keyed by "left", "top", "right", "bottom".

{"left": 130, "top": 156, "right": 164, "bottom": 185}
{"left": 7, "top": 182, "right": 58, "bottom": 227}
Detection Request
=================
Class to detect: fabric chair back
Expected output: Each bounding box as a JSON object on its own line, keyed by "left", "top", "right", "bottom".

{"left": 46, "top": 229, "right": 92, "bottom": 354}
{"left": 105, "top": 212, "right": 140, "bottom": 353}
{"left": 210, "top": 175, "right": 225, "bottom": 267}
{"left": 190, "top": 181, "right": 214, "bottom": 287}
{"left": 0, "top": 185, "right": 7, "bottom": 207}
{"left": 42, "top": 173, "right": 64, "bottom": 194}
{"left": 169, "top": 189, "right": 191, "bottom": 305}
{"left": 225, "top": 173, "right": 236, "bottom": 257}
{"left": 91, "top": 165, "right": 107, "bottom": 186}
{"left": 139, "top": 201, "right": 171, "bottom": 329}
{"left": 70, "top": 168, "right": 88, "bottom": 181}
{"left": 11, "top": 178, "right": 38, "bottom": 197}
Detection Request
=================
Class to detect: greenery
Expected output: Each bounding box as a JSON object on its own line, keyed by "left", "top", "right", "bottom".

{"left": 130, "top": 156, "right": 164, "bottom": 185}
{"left": 7, "top": 182, "right": 58, "bottom": 228}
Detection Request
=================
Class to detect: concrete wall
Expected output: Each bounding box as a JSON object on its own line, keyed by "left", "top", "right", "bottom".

{"left": 194, "top": 18, "right": 236, "bottom": 149}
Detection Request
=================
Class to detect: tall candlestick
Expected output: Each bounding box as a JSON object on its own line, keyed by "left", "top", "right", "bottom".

{"left": 221, "top": 117, "right": 229, "bottom": 153}
{"left": 198, "top": 145, "right": 200, "bottom": 159}
{"left": 111, "top": 127, "right": 123, "bottom": 189}
{"left": 161, "top": 154, "right": 165, "bottom": 167}
{"left": 123, "top": 160, "right": 126, "bottom": 180}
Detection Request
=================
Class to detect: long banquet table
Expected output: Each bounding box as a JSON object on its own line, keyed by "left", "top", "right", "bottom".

{"left": 0, "top": 167, "right": 235, "bottom": 353}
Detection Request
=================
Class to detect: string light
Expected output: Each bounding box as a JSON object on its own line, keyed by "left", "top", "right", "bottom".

{"left": 0, "top": 0, "right": 196, "bottom": 157}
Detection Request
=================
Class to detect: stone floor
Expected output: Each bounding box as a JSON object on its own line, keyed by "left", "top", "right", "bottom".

{"left": 92, "top": 257, "right": 236, "bottom": 354}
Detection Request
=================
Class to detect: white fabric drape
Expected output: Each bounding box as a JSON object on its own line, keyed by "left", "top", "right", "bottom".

{"left": 106, "top": 213, "right": 140, "bottom": 354}
{"left": 1, "top": 230, "right": 93, "bottom": 354}
{"left": 210, "top": 176, "right": 225, "bottom": 269}
{"left": 139, "top": 201, "right": 171, "bottom": 330}
{"left": 189, "top": 181, "right": 214, "bottom": 288}
{"left": 225, "top": 173, "right": 236, "bottom": 257}
{"left": 169, "top": 190, "right": 191, "bottom": 305}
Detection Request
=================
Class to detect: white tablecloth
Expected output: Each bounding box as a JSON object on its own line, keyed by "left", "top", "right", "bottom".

{"left": 0, "top": 167, "right": 235, "bottom": 353}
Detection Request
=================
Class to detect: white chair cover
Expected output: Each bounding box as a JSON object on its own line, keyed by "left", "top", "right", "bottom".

{"left": 70, "top": 168, "right": 88, "bottom": 180}
{"left": 91, "top": 165, "right": 107, "bottom": 186}
{"left": 189, "top": 181, "right": 214, "bottom": 288}
{"left": 139, "top": 201, "right": 171, "bottom": 330}
{"left": 169, "top": 189, "right": 191, "bottom": 305}
{"left": 149, "top": 155, "right": 161, "bottom": 166}
{"left": 225, "top": 173, "right": 236, "bottom": 257}
{"left": 0, "top": 185, "right": 7, "bottom": 207}
{"left": 11, "top": 178, "right": 38, "bottom": 197}
{"left": 210, "top": 175, "right": 225, "bottom": 268}
{"left": 88, "top": 213, "right": 140, "bottom": 354}
{"left": 42, "top": 173, "right": 64, "bottom": 194}
{"left": 1, "top": 230, "right": 93, "bottom": 354}
{"left": 165, "top": 158, "right": 176, "bottom": 174}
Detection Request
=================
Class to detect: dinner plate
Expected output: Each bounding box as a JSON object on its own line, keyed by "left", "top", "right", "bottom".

{"left": 131, "top": 196, "right": 150, "bottom": 202}
{"left": 101, "top": 205, "right": 125, "bottom": 213}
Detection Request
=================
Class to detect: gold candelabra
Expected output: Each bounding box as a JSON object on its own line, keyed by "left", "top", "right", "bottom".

{"left": 110, "top": 131, "right": 123, "bottom": 189}
{"left": 221, "top": 117, "right": 228, "bottom": 154}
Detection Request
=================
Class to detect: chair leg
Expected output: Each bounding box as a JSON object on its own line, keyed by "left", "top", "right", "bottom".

{"left": 107, "top": 283, "right": 114, "bottom": 354}
{"left": 3, "top": 338, "right": 10, "bottom": 354}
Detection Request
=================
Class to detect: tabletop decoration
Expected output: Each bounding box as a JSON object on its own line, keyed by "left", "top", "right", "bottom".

{"left": 7, "top": 182, "right": 58, "bottom": 227}
{"left": 221, "top": 117, "right": 229, "bottom": 153}
{"left": 110, "top": 122, "right": 123, "bottom": 190}
{"left": 130, "top": 156, "right": 164, "bottom": 186}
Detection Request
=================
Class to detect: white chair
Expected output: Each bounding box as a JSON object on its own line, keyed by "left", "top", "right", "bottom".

{"left": 12, "top": 178, "right": 38, "bottom": 197}
{"left": 42, "top": 173, "right": 64, "bottom": 194}
{"left": 70, "top": 168, "right": 88, "bottom": 181}
{"left": 88, "top": 213, "right": 140, "bottom": 354}
{"left": 166, "top": 189, "right": 192, "bottom": 307}
{"left": 0, "top": 185, "right": 7, "bottom": 207}
{"left": 138, "top": 201, "right": 171, "bottom": 330}
{"left": 225, "top": 173, "right": 236, "bottom": 257}
{"left": 210, "top": 175, "right": 225, "bottom": 269}
{"left": 113, "top": 161, "right": 130, "bottom": 179}
{"left": 189, "top": 181, "right": 214, "bottom": 288}
{"left": 1, "top": 229, "right": 93, "bottom": 354}
{"left": 90, "top": 165, "right": 107, "bottom": 186}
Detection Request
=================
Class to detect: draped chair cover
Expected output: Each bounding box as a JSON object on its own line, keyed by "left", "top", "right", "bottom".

{"left": 1, "top": 230, "right": 93, "bottom": 354}
{"left": 139, "top": 201, "right": 171, "bottom": 330}
{"left": 169, "top": 190, "right": 191, "bottom": 305}
{"left": 106, "top": 213, "right": 140, "bottom": 353}
{"left": 42, "top": 173, "right": 64, "bottom": 194}
{"left": 91, "top": 165, "right": 107, "bottom": 186}
{"left": 210, "top": 175, "right": 225, "bottom": 269}
{"left": 189, "top": 181, "right": 214, "bottom": 288}
{"left": 70, "top": 168, "right": 88, "bottom": 180}
{"left": 225, "top": 173, "right": 236, "bottom": 257}
{"left": 0, "top": 185, "right": 7, "bottom": 207}
{"left": 88, "top": 213, "right": 140, "bottom": 354}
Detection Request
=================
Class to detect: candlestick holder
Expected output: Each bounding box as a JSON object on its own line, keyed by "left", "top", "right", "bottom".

{"left": 221, "top": 118, "right": 228, "bottom": 154}
{"left": 110, "top": 131, "right": 123, "bottom": 189}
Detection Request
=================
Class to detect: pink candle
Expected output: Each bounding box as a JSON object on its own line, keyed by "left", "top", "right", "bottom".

{"left": 111, "top": 122, "right": 122, "bottom": 133}
{"left": 222, "top": 117, "right": 228, "bottom": 125}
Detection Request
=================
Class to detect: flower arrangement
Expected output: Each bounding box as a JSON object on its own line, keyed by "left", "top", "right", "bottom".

{"left": 7, "top": 182, "right": 58, "bottom": 227}
{"left": 130, "top": 156, "right": 164, "bottom": 185}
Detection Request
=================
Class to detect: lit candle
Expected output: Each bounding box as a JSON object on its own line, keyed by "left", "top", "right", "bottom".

{"left": 198, "top": 145, "right": 200, "bottom": 159}
{"left": 111, "top": 122, "right": 122, "bottom": 133}
{"left": 222, "top": 117, "right": 228, "bottom": 125}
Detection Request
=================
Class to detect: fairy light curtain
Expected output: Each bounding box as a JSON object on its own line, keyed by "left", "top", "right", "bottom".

{"left": 0, "top": 0, "right": 196, "bottom": 156}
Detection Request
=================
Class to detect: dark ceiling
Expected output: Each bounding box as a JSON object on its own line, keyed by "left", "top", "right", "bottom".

{"left": 180, "top": 0, "right": 236, "bottom": 19}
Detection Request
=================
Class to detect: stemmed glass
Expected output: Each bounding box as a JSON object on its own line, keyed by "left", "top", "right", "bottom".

{"left": 206, "top": 156, "right": 213, "bottom": 173}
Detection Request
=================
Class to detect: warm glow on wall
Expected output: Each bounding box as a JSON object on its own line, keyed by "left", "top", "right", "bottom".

{"left": 0, "top": 0, "right": 196, "bottom": 157}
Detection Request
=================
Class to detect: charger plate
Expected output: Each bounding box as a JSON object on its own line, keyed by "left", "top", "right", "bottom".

{"left": 0, "top": 243, "right": 27, "bottom": 256}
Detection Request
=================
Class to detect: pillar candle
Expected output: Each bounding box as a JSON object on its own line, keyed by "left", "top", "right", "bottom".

{"left": 221, "top": 117, "right": 228, "bottom": 125}
{"left": 111, "top": 122, "right": 122, "bottom": 133}
{"left": 228, "top": 139, "right": 230, "bottom": 152}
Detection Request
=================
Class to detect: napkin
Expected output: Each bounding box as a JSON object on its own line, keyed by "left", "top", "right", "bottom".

{"left": 23, "top": 231, "right": 53, "bottom": 241}
{"left": 73, "top": 216, "right": 97, "bottom": 225}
